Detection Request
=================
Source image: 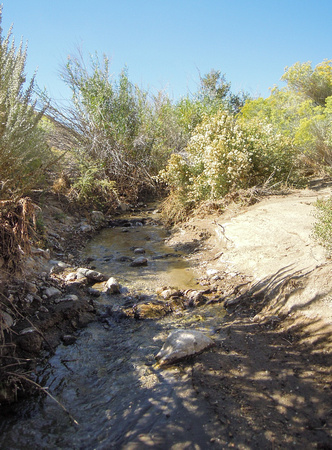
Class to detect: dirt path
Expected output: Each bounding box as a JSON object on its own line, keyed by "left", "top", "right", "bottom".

{"left": 167, "top": 181, "right": 332, "bottom": 448}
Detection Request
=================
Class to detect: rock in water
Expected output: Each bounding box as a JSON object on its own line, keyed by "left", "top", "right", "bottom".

{"left": 130, "top": 257, "right": 148, "bottom": 267}
{"left": 133, "top": 247, "right": 145, "bottom": 254}
{"left": 76, "top": 268, "right": 108, "bottom": 282}
{"left": 155, "top": 329, "right": 214, "bottom": 366}
{"left": 105, "top": 277, "right": 121, "bottom": 294}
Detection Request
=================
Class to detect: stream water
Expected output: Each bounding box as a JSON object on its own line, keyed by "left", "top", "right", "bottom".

{"left": 0, "top": 210, "right": 226, "bottom": 449}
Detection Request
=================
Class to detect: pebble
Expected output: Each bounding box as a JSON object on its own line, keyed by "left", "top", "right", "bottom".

{"left": 134, "top": 248, "right": 146, "bottom": 254}
{"left": 76, "top": 268, "right": 107, "bottom": 282}
{"left": 87, "top": 287, "right": 101, "bottom": 297}
{"left": 54, "top": 294, "right": 79, "bottom": 304}
{"left": 131, "top": 257, "right": 148, "bottom": 267}
{"left": 62, "top": 335, "right": 77, "bottom": 346}
{"left": 44, "top": 287, "right": 62, "bottom": 298}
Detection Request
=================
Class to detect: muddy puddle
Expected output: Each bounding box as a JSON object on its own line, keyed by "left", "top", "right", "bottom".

{"left": 0, "top": 211, "right": 226, "bottom": 449}
{"left": 83, "top": 216, "right": 198, "bottom": 293}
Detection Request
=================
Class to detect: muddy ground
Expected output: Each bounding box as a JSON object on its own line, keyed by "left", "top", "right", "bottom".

{"left": 1, "top": 181, "right": 332, "bottom": 448}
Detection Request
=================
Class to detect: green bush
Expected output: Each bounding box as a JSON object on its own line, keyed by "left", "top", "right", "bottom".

{"left": 0, "top": 8, "right": 51, "bottom": 199}
{"left": 241, "top": 61, "right": 332, "bottom": 172}
{"left": 57, "top": 55, "right": 163, "bottom": 200}
{"left": 70, "top": 156, "right": 118, "bottom": 210}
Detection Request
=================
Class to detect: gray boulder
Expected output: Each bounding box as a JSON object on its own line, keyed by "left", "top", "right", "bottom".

{"left": 155, "top": 329, "right": 214, "bottom": 366}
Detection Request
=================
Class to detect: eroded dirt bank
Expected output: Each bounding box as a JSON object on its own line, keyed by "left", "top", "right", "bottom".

{"left": 166, "top": 180, "right": 332, "bottom": 448}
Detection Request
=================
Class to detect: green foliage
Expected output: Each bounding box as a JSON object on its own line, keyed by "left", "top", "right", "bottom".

{"left": 241, "top": 61, "right": 332, "bottom": 171}
{"left": 57, "top": 53, "right": 190, "bottom": 203}
{"left": 281, "top": 60, "right": 332, "bottom": 106}
{"left": 0, "top": 7, "right": 51, "bottom": 199}
{"left": 141, "top": 92, "right": 188, "bottom": 174}
{"left": 64, "top": 54, "right": 146, "bottom": 157}
{"left": 197, "top": 69, "right": 249, "bottom": 116}
{"left": 70, "top": 155, "right": 117, "bottom": 209}
{"left": 313, "top": 196, "right": 332, "bottom": 253}
{"left": 160, "top": 111, "right": 299, "bottom": 204}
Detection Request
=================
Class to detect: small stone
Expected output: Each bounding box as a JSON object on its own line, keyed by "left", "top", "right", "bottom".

{"left": 65, "top": 272, "right": 77, "bottom": 282}
{"left": 77, "top": 268, "right": 107, "bottom": 282}
{"left": 91, "top": 211, "right": 105, "bottom": 225}
{"left": 80, "top": 223, "right": 93, "bottom": 233}
{"left": 31, "top": 248, "right": 50, "bottom": 259}
{"left": 44, "top": 287, "right": 62, "bottom": 298}
{"left": 134, "top": 248, "right": 145, "bottom": 254}
{"left": 54, "top": 294, "right": 78, "bottom": 304}
{"left": 119, "top": 202, "right": 131, "bottom": 212}
{"left": 62, "top": 335, "right": 77, "bottom": 346}
{"left": 0, "top": 311, "right": 14, "bottom": 330}
{"left": 25, "top": 281, "right": 37, "bottom": 294}
{"left": 19, "top": 327, "right": 36, "bottom": 335}
{"left": 206, "top": 269, "right": 219, "bottom": 277}
{"left": 159, "top": 288, "right": 179, "bottom": 300}
{"left": 115, "top": 256, "right": 133, "bottom": 262}
{"left": 184, "top": 289, "right": 205, "bottom": 306}
{"left": 105, "top": 277, "right": 121, "bottom": 294}
{"left": 87, "top": 287, "right": 101, "bottom": 297}
{"left": 50, "top": 265, "right": 63, "bottom": 274}
{"left": 18, "top": 332, "right": 42, "bottom": 353}
{"left": 58, "top": 261, "right": 71, "bottom": 269}
{"left": 24, "top": 294, "right": 35, "bottom": 303}
{"left": 131, "top": 257, "right": 148, "bottom": 267}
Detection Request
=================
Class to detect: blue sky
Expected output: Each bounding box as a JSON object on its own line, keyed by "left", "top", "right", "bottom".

{"left": 2, "top": 0, "right": 331, "bottom": 102}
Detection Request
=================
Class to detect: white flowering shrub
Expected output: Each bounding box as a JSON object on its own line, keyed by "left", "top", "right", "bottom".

{"left": 160, "top": 111, "right": 299, "bottom": 204}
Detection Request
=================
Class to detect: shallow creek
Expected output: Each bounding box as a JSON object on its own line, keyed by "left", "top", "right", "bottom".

{"left": 0, "top": 210, "right": 226, "bottom": 449}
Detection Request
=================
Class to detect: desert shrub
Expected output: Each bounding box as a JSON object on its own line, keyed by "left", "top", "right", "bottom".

{"left": 51, "top": 55, "right": 159, "bottom": 203}
{"left": 241, "top": 61, "right": 332, "bottom": 172}
{"left": 160, "top": 111, "right": 300, "bottom": 206}
{"left": 313, "top": 196, "right": 332, "bottom": 253}
{"left": 281, "top": 60, "right": 332, "bottom": 107}
{"left": 69, "top": 156, "right": 118, "bottom": 210}
{"left": 0, "top": 8, "right": 51, "bottom": 200}
{"left": 139, "top": 91, "right": 189, "bottom": 175}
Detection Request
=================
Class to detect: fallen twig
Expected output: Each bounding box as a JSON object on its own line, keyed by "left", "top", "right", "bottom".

{"left": 7, "top": 371, "right": 79, "bottom": 426}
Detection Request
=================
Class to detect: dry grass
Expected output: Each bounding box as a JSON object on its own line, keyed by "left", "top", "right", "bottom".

{"left": 0, "top": 198, "right": 36, "bottom": 272}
